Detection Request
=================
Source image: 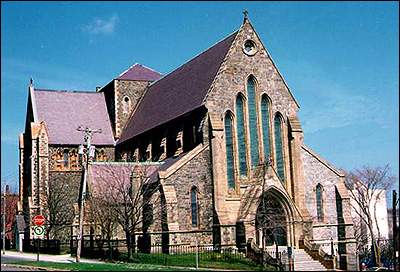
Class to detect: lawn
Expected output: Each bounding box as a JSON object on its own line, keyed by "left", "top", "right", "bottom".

{"left": 118, "top": 251, "right": 272, "bottom": 271}
{"left": 3, "top": 260, "right": 195, "bottom": 271}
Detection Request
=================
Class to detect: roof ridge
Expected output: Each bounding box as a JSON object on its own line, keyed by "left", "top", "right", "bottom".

{"left": 34, "top": 88, "right": 96, "bottom": 94}
{"left": 116, "top": 62, "right": 140, "bottom": 78}
{"left": 147, "top": 30, "right": 238, "bottom": 89}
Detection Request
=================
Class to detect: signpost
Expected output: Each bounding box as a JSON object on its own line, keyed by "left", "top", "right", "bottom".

{"left": 32, "top": 215, "right": 45, "bottom": 227}
{"left": 32, "top": 215, "right": 46, "bottom": 261}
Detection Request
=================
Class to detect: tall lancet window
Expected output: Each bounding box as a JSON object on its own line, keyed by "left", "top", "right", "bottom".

{"left": 191, "top": 187, "right": 199, "bottom": 227}
{"left": 274, "top": 114, "right": 285, "bottom": 182}
{"left": 247, "top": 76, "right": 260, "bottom": 167}
{"left": 225, "top": 112, "right": 235, "bottom": 189}
{"left": 261, "top": 95, "right": 271, "bottom": 161}
{"left": 236, "top": 95, "right": 248, "bottom": 176}
{"left": 316, "top": 184, "right": 324, "bottom": 221}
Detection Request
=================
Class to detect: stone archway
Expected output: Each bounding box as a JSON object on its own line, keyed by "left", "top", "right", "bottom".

{"left": 253, "top": 188, "right": 295, "bottom": 248}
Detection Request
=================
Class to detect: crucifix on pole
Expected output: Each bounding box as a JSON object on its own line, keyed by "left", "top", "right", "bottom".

{"left": 75, "top": 126, "right": 102, "bottom": 263}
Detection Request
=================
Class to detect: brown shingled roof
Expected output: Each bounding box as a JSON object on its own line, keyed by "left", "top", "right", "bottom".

{"left": 34, "top": 89, "right": 115, "bottom": 145}
{"left": 118, "top": 31, "right": 238, "bottom": 144}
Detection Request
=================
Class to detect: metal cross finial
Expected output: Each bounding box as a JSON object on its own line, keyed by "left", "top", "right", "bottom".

{"left": 30, "top": 77, "right": 33, "bottom": 85}
{"left": 243, "top": 9, "right": 248, "bottom": 21}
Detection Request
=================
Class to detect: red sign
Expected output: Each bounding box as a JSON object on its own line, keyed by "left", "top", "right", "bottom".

{"left": 32, "top": 215, "right": 46, "bottom": 226}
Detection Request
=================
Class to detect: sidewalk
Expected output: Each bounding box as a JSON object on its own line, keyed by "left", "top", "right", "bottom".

{"left": 1, "top": 250, "right": 105, "bottom": 264}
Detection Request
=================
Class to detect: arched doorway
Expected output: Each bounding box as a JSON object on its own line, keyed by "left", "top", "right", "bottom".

{"left": 255, "top": 191, "right": 288, "bottom": 246}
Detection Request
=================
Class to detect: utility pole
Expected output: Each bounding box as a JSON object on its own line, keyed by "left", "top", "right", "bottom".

{"left": 393, "top": 190, "right": 398, "bottom": 270}
{"left": 2, "top": 184, "right": 6, "bottom": 254}
{"left": 75, "top": 126, "right": 101, "bottom": 263}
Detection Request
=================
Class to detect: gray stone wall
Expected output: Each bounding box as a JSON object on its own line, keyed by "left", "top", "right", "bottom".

{"left": 163, "top": 146, "right": 214, "bottom": 232}
{"left": 115, "top": 79, "right": 149, "bottom": 138}
{"left": 204, "top": 20, "right": 298, "bottom": 225}
{"left": 301, "top": 146, "right": 343, "bottom": 241}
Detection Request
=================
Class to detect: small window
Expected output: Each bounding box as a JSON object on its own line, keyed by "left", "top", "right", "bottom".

{"left": 122, "top": 96, "right": 131, "bottom": 113}
{"left": 63, "top": 149, "right": 69, "bottom": 168}
{"left": 316, "top": 184, "right": 324, "bottom": 221}
{"left": 191, "top": 187, "right": 199, "bottom": 227}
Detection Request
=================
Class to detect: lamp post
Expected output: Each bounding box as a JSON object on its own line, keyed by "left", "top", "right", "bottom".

{"left": 75, "top": 126, "right": 101, "bottom": 263}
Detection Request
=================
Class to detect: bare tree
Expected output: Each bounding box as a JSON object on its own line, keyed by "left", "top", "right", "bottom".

{"left": 87, "top": 192, "right": 118, "bottom": 254}
{"left": 1, "top": 190, "right": 18, "bottom": 241}
{"left": 89, "top": 163, "right": 161, "bottom": 260}
{"left": 43, "top": 175, "right": 80, "bottom": 240}
{"left": 345, "top": 164, "right": 396, "bottom": 267}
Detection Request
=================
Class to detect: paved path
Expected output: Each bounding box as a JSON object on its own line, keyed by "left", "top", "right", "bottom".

{"left": 1, "top": 250, "right": 104, "bottom": 264}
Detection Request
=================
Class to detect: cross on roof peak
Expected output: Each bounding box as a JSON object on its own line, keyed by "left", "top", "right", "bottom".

{"left": 243, "top": 10, "right": 249, "bottom": 22}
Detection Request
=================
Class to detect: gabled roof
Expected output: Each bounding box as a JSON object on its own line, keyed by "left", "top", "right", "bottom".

{"left": 117, "top": 63, "right": 162, "bottom": 81}
{"left": 34, "top": 89, "right": 115, "bottom": 145}
{"left": 118, "top": 31, "right": 238, "bottom": 144}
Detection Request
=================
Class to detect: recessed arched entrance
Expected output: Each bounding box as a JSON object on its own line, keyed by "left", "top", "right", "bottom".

{"left": 255, "top": 190, "right": 291, "bottom": 247}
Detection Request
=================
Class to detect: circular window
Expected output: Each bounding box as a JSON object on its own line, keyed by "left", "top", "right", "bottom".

{"left": 243, "top": 40, "right": 257, "bottom": 56}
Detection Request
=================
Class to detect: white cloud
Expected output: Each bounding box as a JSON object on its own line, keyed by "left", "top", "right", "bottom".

{"left": 82, "top": 14, "right": 119, "bottom": 35}
{"left": 285, "top": 60, "right": 384, "bottom": 134}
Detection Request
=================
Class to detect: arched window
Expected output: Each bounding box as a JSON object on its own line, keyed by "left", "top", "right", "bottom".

{"left": 191, "top": 187, "right": 199, "bottom": 227}
{"left": 69, "top": 150, "right": 78, "bottom": 170}
{"left": 63, "top": 149, "right": 69, "bottom": 169}
{"left": 274, "top": 114, "right": 285, "bottom": 182}
{"left": 261, "top": 95, "right": 271, "bottom": 161}
{"left": 225, "top": 112, "right": 235, "bottom": 189}
{"left": 247, "top": 76, "right": 260, "bottom": 167}
{"left": 316, "top": 184, "right": 324, "bottom": 221}
{"left": 122, "top": 96, "right": 131, "bottom": 114}
{"left": 236, "top": 95, "right": 248, "bottom": 176}
{"left": 96, "top": 149, "right": 107, "bottom": 162}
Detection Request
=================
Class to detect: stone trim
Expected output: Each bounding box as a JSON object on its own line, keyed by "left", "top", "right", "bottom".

{"left": 158, "top": 143, "right": 208, "bottom": 179}
{"left": 301, "top": 145, "right": 344, "bottom": 177}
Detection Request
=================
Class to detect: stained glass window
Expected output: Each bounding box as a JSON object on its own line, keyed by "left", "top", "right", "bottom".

{"left": 191, "top": 187, "right": 198, "bottom": 227}
{"left": 247, "top": 76, "right": 260, "bottom": 167}
{"left": 261, "top": 95, "right": 271, "bottom": 161}
{"left": 225, "top": 113, "right": 235, "bottom": 189}
{"left": 316, "top": 184, "right": 324, "bottom": 221}
{"left": 236, "top": 95, "right": 248, "bottom": 176}
{"left": 274, "top": 114, "right": 285, "bottom": 182}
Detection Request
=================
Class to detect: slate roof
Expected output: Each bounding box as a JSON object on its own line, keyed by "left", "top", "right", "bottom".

{"left": 34, "top": 89, "right": 115, "bottom": 145}
{"left": 117, "top": 63, "right": 162, "bottom": 81}
{"left": 118, "top": 31, "right": 238, "bottom": 144}
{"left": 89, "top": 162, "right": 161, "bottom": 196}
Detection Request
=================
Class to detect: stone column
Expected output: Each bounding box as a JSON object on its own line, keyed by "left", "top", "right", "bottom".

{"left": 288, "top": 116, "right": 311, "bottom": 221}
{"left": 146, "top": 142, "right": 152, "bottom": 161}
{"left": 132, "top": 147, "right": 139, "bottom": 162}
{"left": 159, "top": 136, "right": 167, "bottom": 161}
{"left": 174, "top": 126, "right": 184, "bottom": 156}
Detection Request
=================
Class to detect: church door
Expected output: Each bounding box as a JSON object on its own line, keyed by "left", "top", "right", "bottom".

{"left": 256, "top": 192, "right": 288, "bottom": 246}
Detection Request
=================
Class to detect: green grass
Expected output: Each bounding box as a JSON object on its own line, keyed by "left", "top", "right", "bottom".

{"left": 119, "top": 252, "right": 271, "bottom": 271}
{"left": 3, "top": 260, "right": 195, "bottom": 271}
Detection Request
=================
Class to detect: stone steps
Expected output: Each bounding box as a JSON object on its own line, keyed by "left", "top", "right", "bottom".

{"left": 264, "top": 246, "right": 327, "bottom": 271}
{"left": 293, "top": 249, "right": 327, "bottom": 271}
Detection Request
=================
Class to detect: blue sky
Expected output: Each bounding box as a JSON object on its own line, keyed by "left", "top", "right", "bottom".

{"left": 1, "top": 2, "right": 399, "bottom": 204}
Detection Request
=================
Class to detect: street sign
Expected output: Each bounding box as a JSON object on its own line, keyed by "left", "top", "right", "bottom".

{"left": 32, "top": 215, "right": 46, "bottom": 226}
{"left": 32, "top": 226, "right": 46, "bottom": 239}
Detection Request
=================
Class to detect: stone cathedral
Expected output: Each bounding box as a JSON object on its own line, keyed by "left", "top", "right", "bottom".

{"left": 18, "top": 16, "right": 357, "bottom": 270}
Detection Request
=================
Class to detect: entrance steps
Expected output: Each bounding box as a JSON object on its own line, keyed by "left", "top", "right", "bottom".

{"left": 293, "top": 248, "right": 327, "bottom": 271}
{"left": 265, "top": 246, "right": 327, "bottom": 271}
